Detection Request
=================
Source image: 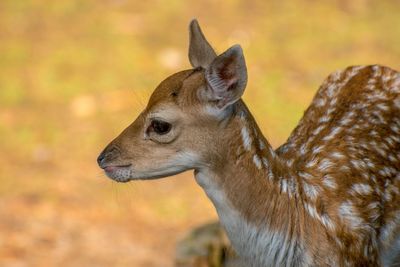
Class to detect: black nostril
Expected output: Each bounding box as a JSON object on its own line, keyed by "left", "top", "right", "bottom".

{"left": 97, "top": 146, "right": 120, "bottom": 167}
{"left": 97, "top": 152, "right": 106, "bottom": 166}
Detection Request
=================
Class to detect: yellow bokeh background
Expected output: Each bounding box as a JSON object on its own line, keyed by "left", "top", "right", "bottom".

{"left": 0, "top": 1, "right": 400, "bottom": 266}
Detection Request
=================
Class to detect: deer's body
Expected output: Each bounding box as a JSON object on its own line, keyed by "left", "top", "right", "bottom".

{"left": 195, "top": 65, "right": 400, "bottom": 266}
{"left": 98, "top": 21, "right": 400, "bottom": 266}
{"left": 277, "top": 65, "right": 400, "bottom": 266}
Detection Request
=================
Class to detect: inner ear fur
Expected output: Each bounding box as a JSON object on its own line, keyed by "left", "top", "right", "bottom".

{"left": 205, "top": 45, "right": 248, "bottom": 109}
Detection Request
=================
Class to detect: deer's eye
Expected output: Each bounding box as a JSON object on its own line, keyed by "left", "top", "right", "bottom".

{"left": 149, "top": 120, "right": 171, "bottom": 135}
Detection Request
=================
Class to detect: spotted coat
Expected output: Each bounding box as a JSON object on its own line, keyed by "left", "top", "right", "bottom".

{"left": 273, "top": 65, "right": 400, "bottom": 266}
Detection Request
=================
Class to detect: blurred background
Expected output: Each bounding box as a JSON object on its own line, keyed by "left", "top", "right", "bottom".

{"left": 0, "top": 0, "right": 400, "bottom": 266}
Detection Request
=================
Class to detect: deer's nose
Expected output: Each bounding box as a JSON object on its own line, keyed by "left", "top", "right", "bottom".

{"left": 97, "top": 146, "right": 120, "bottom": 168}
{"left": 97, "top": 152, "right": 106, "bottom": 167}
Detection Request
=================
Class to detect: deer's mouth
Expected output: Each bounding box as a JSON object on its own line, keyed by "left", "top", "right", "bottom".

{"left": 102, "top": 164, "right": 132, "bottom": 173}
{"left": 101, "top": 164, "right": 133, "bottom": 182}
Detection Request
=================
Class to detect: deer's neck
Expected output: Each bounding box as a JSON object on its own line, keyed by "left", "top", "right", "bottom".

{"left": 194, "top": 101, "right": 309, "bottom": 267}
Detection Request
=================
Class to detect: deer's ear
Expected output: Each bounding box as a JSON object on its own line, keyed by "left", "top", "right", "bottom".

{"left": 188, "top": 19, "right": 217, "bottom": 68}
{"left": 204, "top": 45, "right": 247, "bottom": 109}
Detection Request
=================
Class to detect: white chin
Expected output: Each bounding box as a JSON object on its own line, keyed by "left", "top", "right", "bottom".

{"left": 105, "top": 168, "right": 132, "bottom": 183}
{"left": 104, "top": 166, "right": 190, "bottom": 182}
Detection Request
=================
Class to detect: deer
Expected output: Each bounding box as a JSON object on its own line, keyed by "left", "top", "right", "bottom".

{"left": 97, "top": 20, "right": 400, "bottom": 267}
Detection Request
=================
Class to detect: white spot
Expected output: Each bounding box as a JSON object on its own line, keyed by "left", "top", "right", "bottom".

{"left": 298, "top": 171, "right": 314, "bottom": 180}
{"left": 393, "top": 75, "right": 400, "bottom": 88}
{"left": 382, "top": 73, "right": 392, "bottom": 83}
{"left": 350, "top": 65, "right": 365, "bottom": 75}
{"left": 390, "top": 124, "right": 400, "bottom": 133}
{"left": 366, "top": 202, "right": 380, "bottom": 222}
{"left": 391, "top": 134, "right": 400, "bottom": 144}
{"left": 351, "top": 159, "right": 366, "bottom": 170}
{"left": 364, "top": 159, "right": 375, "bottom": 169}
{"left": 350, "top": 183, "right": 372, "bottom": 195}
{"left": 267, "top": 167, "right": 274, "bottom": 181}
{"left": 334, "top": 237, "right": 344, "bottom": 249}
{"left": 258, "top": 139, "right": 266, "bottom": 150}
{"left": 389, "top": 154, "right": 397, "bottom": 163}
{"left": 379, "top": 167, "right": 396, "bottom": 177}
{"left": 339, "top": 112, "right": 355, "bottom": 126}
{"left": 320, "top": 213, "right": 336, "bottom": 231}
{"left": 303, "top": 182, "right": 320, "bottom": 200}
{"left": 281, "top": 179, "right": 288, "bottom": 194}
{"left": 286, "top": 158, "right": 294, "bottom": 167}
{"left": 385, "top": 136, "right": 395, "bottom": 147}
{"left": 384, "top": 191, "right": 393, "bottom": 202}
{"left": 327, "top": 84, "right": 337, "bottom": 98}
{"left": 326, "top": 106, "right": 336, "bottom": 115}
{"left": 322, "top": 175, "right": 337, "bottom": 189}
{"left": 305, "top": 203, "right": 319, "bottom": 219}
{"left": 375, "top": 146, "right": 387, "bottom": 157}
{"left": 318, "top": 158, "right": 334, "bottom": 171}
{"left": 241, "top": 126, "right": 252, "bottom": 151}
{"left": 300, "top": 143, "right": 308, "bottom": 155}
{"left": 262, "top": 157, "right": 269, "bottom": 168}
{"left": 376, "top": 103, "right": 389, "bottom": 111}
{"left": 370, "top": 130, "right": 378, "bottom": 137}
{"left": 268, "top": 146, "right": 276, "bottom": 158}
{"left": 331, "top": 70, "right": 342, "bottom": 82}
{"left": 389, "top": 184, "right": 400, "bottom": 195}
{"left": 372, "top": 110, "right": 386, "bottom": 124}
{"left": 312, "top": 145, "right": 324, "bottom": 155}
{"left": 305, "top": 157, "right": 318, "bottom": 168}
{"left": 253, "top": 154, "right": 262, "bottom": 169}
{"left": 338, "top": 201, "right": 365, "bottom": 229}
{"left": 315, "top": 98, "right": 326, "bottom": 107}
{"left": 313, "top": 124, "right": 326, "bottom": 135}
{"left": 262, "top": 158, "right": 275, "bottom": 181}
{"left": 394, "top": 97, "right": 400, "bottom": 109}
{"left": 331, "top": 151, "right": 345, "bottom": 159}
{"left": 304, "top": 203, "right": 336, "bottom": 231}
{"left": 322, "top": 126, "right": 342, "bottom": 141}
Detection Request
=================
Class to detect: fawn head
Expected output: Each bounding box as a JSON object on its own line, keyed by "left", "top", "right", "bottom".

{"left": 97, "top": 20, "right": 248, "bottom": 182}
